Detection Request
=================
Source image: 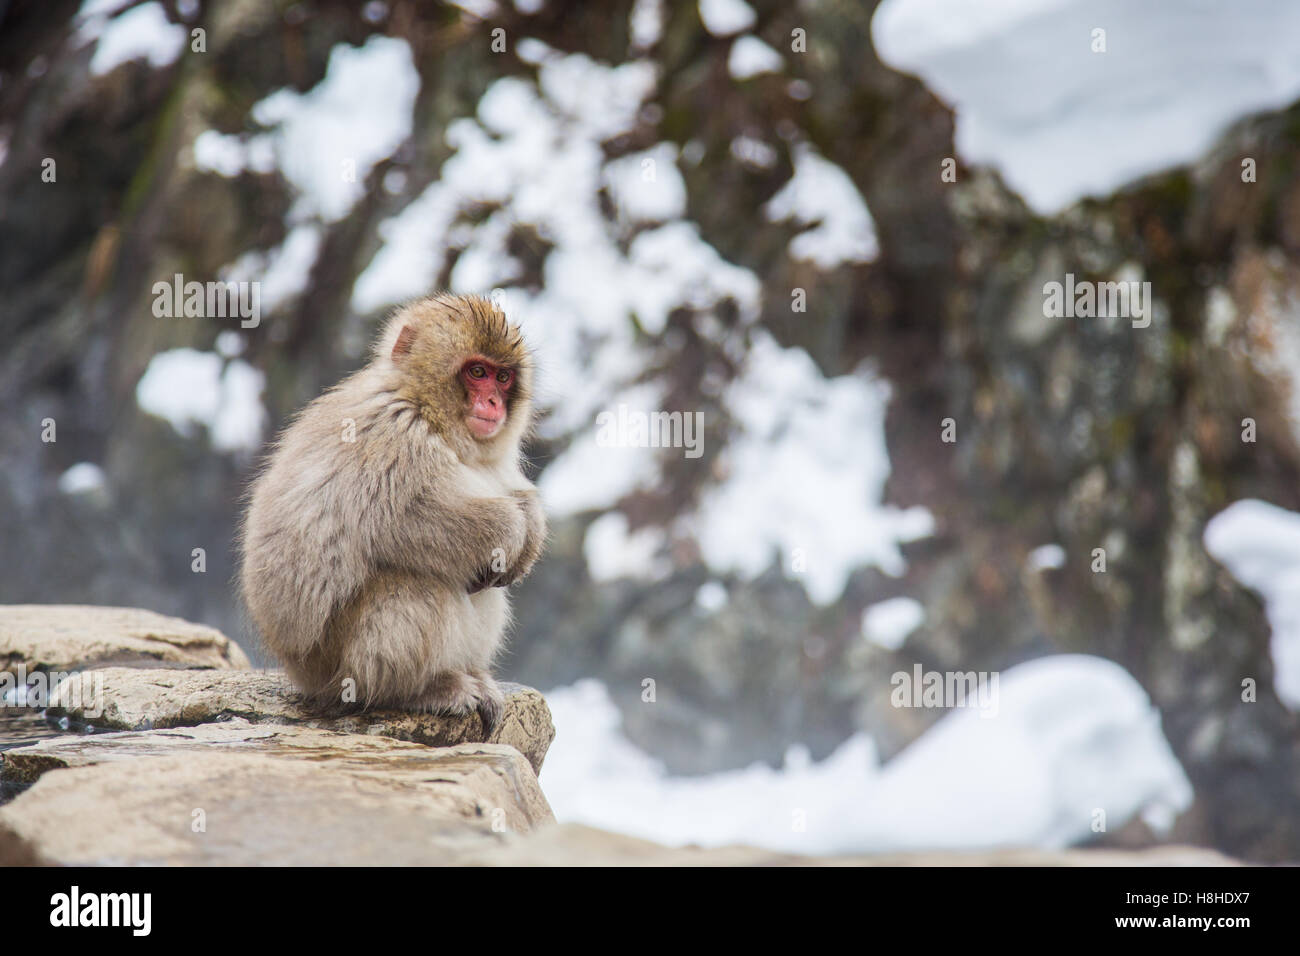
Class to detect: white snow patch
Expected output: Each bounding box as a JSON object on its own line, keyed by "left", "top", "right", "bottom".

{"left": 765, "top": 143, "right": 878, "bottom": 268}
{"left": 873, "top": 0, "right": 1074, "bottom": 60}
{"left": 193, "top": 36, "right": 418, "bottom": 223}
{"left": 583, "top": 512, "right": 672, "bottom": 583}
{"left": 86, "top": 1, "right": 186, "bottom": 76}
{"left": 57, "top": 462, "right": 108, "bottom": 496}
{"left": 136, "top": 349, "right": 265, "bottom": 454}
{"left": 603, "top": 144, "right": 688, "bottom": 223}
{"left": 1204, "top": 499, "right": 1300, "bottom": 709}
{"left": 211, "top": 359, "right": 268, "bottom": 454}
{"left": 873, "top": 0, "right": 1300, "bottom": 213}
{"left": 73, "top": 0, "right": 134, "bottom": 46}
{"left": 630, "top": 0, "right": 665, "bottom": 49}
{"left": 193, "top": 129, "right": 275, "bottom": 178}
{"left": 731, "top": 135, "right": 778, "bottom": 169}
{"left": 862, "top": 597, "right": 924, "bottom": 650}
{"left": 259, "top": 225, "right": 321, "bottom": 313}
{"left": 448, "top": 0, "right": 499, "bottom": 18}
{"left": 695, "top": 580, "right": 729, "bottom": 612}
{"left": 219, "top": 224, "right": 322, "bottom": 316}
{"left": 728, "top": 35, "right": 783, "bottom": 80}
{"left": 516, "top": 37, "right": 556, "bottom": 65}
{"left": 683, "top": 331, "right": 932, "bottom": 604}
{"left": 1027, "top": 543, "right": 1067, "bottom": 571}
{"left": 698, "top": 0, "right": 755, "bottom": 37}
{"left": 625, "top": 222, "right": 760, "bottom": 335}
{"left": 538, "top": 383, "right": 666, "bottom": 515}
{"left": 214, "top": 331, "right": 245, "bottom": 358}
{"left": 540, "top": 655, "right": 1192, "bottom": 853}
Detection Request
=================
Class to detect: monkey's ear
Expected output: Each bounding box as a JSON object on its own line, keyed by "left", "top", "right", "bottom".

{"left": 391, "top": 325, "right": 417, "bottom": 362}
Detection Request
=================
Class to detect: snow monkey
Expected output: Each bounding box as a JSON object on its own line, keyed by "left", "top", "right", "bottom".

{"left": 239, "top": 294, "right": 546, "bottom": 731}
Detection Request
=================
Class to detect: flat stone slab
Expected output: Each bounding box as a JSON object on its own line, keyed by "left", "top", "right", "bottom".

{"left": 0, "top": 605, "right": 250, "bottom": 671}
{"left": 45, "top": 667, "right": 556, "bottom": 774}
{"left": 0, "top": 725, "right": 553, "bottom": 865}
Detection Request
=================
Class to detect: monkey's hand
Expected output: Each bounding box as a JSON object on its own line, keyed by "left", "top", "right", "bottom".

{"left": 466, "top": 567, "right": 502, "bottom": 593}
{"left": 464, "top": 489, "right": 546, "bottom": 593}
{"left": 504, "top": 488, "right": 546, "bottom": 583}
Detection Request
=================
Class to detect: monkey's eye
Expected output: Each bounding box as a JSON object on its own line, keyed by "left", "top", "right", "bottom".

{"left": 468, "top": 364, "right": 488, "bottom": 379}
{"left": 496, "top": 369, "right": 513, "bottom": 385}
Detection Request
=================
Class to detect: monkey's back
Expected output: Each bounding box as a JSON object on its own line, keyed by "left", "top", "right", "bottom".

{"left": 239, "top": 370, "right": 446, "bottom": 662}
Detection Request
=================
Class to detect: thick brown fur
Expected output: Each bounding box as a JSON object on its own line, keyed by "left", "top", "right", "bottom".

{"left": 238, "top": 294, "right": 546, "bottom": 730}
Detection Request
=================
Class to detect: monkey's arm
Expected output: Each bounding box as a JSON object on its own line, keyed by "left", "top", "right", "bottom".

{"left": 466, "top": 489, "right": 546, "bottom": 592}
{"left": 369, "top": 486, "right": 529, "bottom": 588}
{"left": 508, "top": 487, "right": 547, "bottom": 581}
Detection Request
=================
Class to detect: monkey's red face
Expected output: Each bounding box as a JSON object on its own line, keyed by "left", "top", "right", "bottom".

{"left": 461, "top": 357, "right": 514, "bottom": 439}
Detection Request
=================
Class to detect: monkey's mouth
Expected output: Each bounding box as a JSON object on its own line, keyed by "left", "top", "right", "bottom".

{"left": 467, "top": 414, "right": 504, "bottom": 438}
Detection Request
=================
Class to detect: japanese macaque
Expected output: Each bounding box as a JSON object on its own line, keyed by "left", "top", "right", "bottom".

{"left": 239, "top": 294, "right": 545, "bottom": 731}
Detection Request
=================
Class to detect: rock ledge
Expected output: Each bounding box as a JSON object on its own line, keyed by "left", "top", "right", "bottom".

{"left": 46, "top": 666, "right": 555, "bottom": 775}
{"left": 0, "top": 605, "right": 251, "bottom": 671}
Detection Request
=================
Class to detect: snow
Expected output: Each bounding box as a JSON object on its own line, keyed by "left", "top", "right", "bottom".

{"left": 765, "top": 143, "right": 879, "bottom": 269}
{"left": 57, "top": 462, "right": 108, "bottom": 496}
{"left": 536, "top": 56, "right": 657, "bottom": 141}
{"left": 193, "top": 36, "right": 419, "bottom": 223}
{"left": 73, "top": 0, "right": 134, "bottom": 45}
{"left": 630, "top": 0, "right": 665, "bottom": 49}
{"left": 624, "top": 222, "right": 760, "bottom": 334}
{"left": 214, "top": 331, "right": 245, "bottom": 358}
{"left": 136, "top": 349, "right": 222, "bottom": 438}
{"left": 872, "top": 0, "right": 1300, "bottom": 213}
{"left": 683, "top": 331, "right": 932, "bottom": 604}
{"left": 352, "top": 58, "right": 659, "bottom": 335}
{"left": 1027, "top": 543, "right": 1067, "bottom": 571}
{"left": 84, "top": 1, "right": 186, "bottom": 76}
{"left": 602, "top": 144, "right": 688, "bottom": 223}
{"left": 537, "top": 383, "right": 665, "bottom": 515}
{"left": 862, "top": 597, "right": 924, "bottom": 650}
{"left": 873, "top": 0, "right": 1074, "bottom": 59}
{"left": 698, "top": 0, "right": 756, "bottom": 37}
{"left": 694, "top": 580, "right": 729, "bottom": 611}
{"left": 1204, "top": 499, "right": 1300, "bottom": 709}
{"left": 193, "top": 130, "right": 274, "bottom": 178}
{"left": 728, "top": 35, "right": 783, "bottom": 81}
{"left": 540, "top": 655, "right": 1192, "bottom": 853}
{"left": 250, "top": 37, "right": 418, "bottom": 222}
{"left": 447, "top": 0, "right": 499, "bottom": 19}
{"left": 135, "top": 349, "right": 266, "bottom": 455}
{"left": 215, "top": 225, "right": 322, "bottom": 322}
{"left": 210, "top": 360, "right": 268, "bottom": 455}
{"left": 515, "top": 38, "right": 555, "bottom": 65}
{"left": 583, "top": 512, "right": 671, "bottom": 583}
{"left": 730, "top": 135, "right": 777, "bottom": 169}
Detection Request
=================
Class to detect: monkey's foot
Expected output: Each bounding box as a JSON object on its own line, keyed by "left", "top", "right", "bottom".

{"left": 420, "top": 671, "right": 505, "bottom": 735}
